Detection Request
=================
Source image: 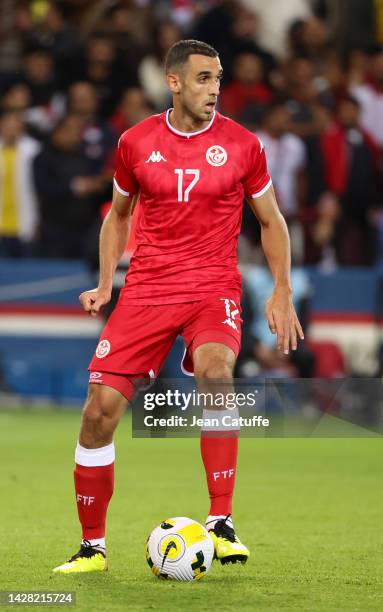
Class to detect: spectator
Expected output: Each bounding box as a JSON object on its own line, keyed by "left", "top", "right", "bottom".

{"left": 240, "top": 263, "right": 313, "bottom": 377}
{"left": 66, "top": 81, "right": 116, "bottom": 176}
{"left": 0, "top": 2, "right": 34, "bottom": 83}
{"left": 320, "top": 96, "right": 379, "bottom": 265}
{"left": 220, "top": 53, "right": 274, "bottom": 127}
{"left": 347, "top": 48, "right": 369, "bottom": 88}
{"left": 20, "top": 45, "right": 63, "bottom": 136}
{"left": 350, "top": 46, "right": 383, "bottom": 146}
{"left": 68, "top": 34, "right": 134, "bottom": 119}
{"left": 289, "top": 16, "right": 331, "bottom": 65}
{"left": 106, "top": 4, "right": 146, "bottom": 70}
{"left": 138, "top": 21, "right": 181, "bottom": 110}
{"left": 257, "top": 103, "right": 306, "bottom": 219}
{"left": 194, "top": 3, "right": 276, "bottom": 83}
{"left": 21, "top": 45, "right": 57, "bottom": 106}
{"left": 284, "top": 57, "right": 320, "bottom": 139}
{"left": 32, "top": 1, "right": 82, "bottom": 83}
{"left": 166, "top": 0, "right": 201, "bottom": 30}
{"left": 303, "top": 191, "right": 341, "bottom": 268}
{"left": 316, "top": 51, "right": 348, "bottom": 108}
{"left": 106, "top": 87, "right": 153, "bottom": 184}
{"left": 1, "top": 82, "right": 31, "bottom": 113}
{"left": 288, "top": 19, "right": 306, "bottom": 58}
{"left": 192, "top": 0, "right": 235, "bottom": 66}
{"left": 229, "top": 7, "right": 277, "bottom": 82}
{"left": 0, "top": 110, "right": 40, "bottom": 257}
{"left": 33, "top": 114, "right": 102, "bottom": 259}
{"left": 109, "top": 87, "right": 153, "bottom": 138}
{"left": 241, "top": 0, "right": 312, "bottom": 58}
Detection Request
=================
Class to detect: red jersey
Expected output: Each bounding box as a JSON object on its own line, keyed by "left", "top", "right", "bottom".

{"left": 114, "top": 110, "right": 271, "bottom": 305}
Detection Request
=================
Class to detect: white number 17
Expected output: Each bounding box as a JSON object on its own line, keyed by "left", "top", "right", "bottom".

{"left": 174, "top": 169, "right": 200, "bottom": 203}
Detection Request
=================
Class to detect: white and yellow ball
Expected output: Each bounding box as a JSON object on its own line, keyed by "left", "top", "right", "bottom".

{"left": 146, "top": 517, "right": 214, "bottom": 581}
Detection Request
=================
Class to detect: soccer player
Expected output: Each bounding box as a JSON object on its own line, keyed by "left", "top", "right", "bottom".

{"left": 53, "top": 40, "right": 303, "bottom": 574}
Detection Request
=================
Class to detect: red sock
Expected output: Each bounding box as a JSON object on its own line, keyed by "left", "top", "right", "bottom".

{"left": 200, "top": 432, "right": 238, "bottom": 516}
{"left": 74, "top": 442, "right": 115, "bottom": 540}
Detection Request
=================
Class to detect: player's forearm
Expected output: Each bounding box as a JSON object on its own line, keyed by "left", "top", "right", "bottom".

{"left": 261, "top": 213, "right": 292, "bottom": 292}
{"left": 98, "top": 209, "right": 130, "bottom": 291}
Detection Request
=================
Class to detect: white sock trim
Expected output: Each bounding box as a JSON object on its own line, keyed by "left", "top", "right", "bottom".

{"left": 75, "top": 442, "right": 115, "bottom": 467}
{"left": 201, "top": 409, "right": 240, "bottom": 432}
{"left": 206, "top": 515, "right": 233, "bottom": 529}
{"left": 84, "top": 538, "right": 106, "bottom": 550}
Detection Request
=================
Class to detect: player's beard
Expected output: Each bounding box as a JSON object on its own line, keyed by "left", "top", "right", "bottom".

{"left": 181, "top": 98, "right": 213, "bottom": 126}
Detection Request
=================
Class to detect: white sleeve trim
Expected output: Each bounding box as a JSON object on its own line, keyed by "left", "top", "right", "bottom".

{"left": 251, "top": 178, "right": 273, "bottom": 199}
{"left": 113, "top": 178, "right": 130, "bottom": 196}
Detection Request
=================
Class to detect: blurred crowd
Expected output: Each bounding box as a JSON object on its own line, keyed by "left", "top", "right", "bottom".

{"left": 0, "top": 0, "right": 383, "bottom": 270}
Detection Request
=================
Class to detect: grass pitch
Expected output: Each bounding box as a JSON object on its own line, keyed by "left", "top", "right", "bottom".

{"left": 0, "top": 407, "right": 382, "bottom": 611}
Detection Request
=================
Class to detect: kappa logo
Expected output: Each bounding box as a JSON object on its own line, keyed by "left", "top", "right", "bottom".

{"left": 206, "top": 145, "right": 227, "bottom": 167}
{"left": 145, "top": 150, "right": 167, "bottom": 163}
{"left": 96, "top": 339, "right": 111, "bottom": 359}
{"left": 221, "top": 298, "right": 239, "bottom": 332}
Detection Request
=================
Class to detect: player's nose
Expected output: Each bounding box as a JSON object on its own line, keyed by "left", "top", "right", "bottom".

{"left": 211, "top": 83, "right": 220, "bottom": 96}
{"left": 209, "top": 81, "right": 220, "bottom": 97}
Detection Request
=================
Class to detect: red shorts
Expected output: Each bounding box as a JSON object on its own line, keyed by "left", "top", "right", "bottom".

{"left": 88, "top": 294, "right": 242, "bottom": 400}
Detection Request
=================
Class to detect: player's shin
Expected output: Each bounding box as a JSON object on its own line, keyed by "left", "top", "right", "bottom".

{"left": 200, "top": 417, "right": 239, "bottom": 521}
{"left": 74, "top": 441, "right": 115, "bottom": 552}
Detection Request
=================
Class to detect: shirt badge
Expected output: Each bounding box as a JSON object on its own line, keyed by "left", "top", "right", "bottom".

{"left": 206, "top": 145, "right": 227, "bottom": 167}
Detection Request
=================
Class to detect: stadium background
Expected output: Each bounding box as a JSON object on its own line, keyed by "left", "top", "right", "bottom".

{"left": 0, "top": 2, "right": 383, "bottom": 611}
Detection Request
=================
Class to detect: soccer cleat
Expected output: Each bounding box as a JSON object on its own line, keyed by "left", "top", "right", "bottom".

{"left": 208, "top": 516, "right": 250, "bottom": 565}
{"left": 52, "top": 540, "right": 107, "bottom": 574}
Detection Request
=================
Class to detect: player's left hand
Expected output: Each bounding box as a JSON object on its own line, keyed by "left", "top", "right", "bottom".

{"left": 265, "top": 288, "right": 304, "bottom": 354}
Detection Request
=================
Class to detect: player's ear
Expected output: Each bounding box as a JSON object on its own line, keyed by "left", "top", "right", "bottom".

{"left": 166, "top": 73, "right": 181, "bottom": 94}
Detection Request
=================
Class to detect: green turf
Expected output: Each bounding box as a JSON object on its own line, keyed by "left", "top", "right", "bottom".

{"left": 0, "top": 408, "right": 382, "bottom": 611}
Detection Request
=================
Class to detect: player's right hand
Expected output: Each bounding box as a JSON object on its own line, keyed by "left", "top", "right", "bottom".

{"left": 79, "top": 288, "right": 111, "bottom": 317}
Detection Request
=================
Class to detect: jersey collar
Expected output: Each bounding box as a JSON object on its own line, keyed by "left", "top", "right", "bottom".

{"left": 165, "top": 108, "right": 216, "bottom": 138}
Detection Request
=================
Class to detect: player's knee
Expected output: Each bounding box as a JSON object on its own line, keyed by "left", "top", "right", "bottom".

{"left": 82, "top": 389, "right": 108, "bottom": 431}
{"left": 81, "top": 401, "right": 103, "bottom": 432}
{"left": 196, "top": 360, "right": 233, "bottom": 380}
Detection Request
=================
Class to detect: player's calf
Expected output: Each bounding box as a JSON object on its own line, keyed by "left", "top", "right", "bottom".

{"left": 79, "top": 384, "right": 126, "bottom": 447}
{"left": 53, "top": 385, "right": 126, "bottom": 574}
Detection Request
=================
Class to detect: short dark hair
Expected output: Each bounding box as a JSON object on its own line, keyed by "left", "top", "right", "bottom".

{"left": 165, "top": 39, "right": 218, "bottom": 73}
{"left": 0, "top": 108, "right": 23, "bottom": 121}
{"left": 338, "top": 94, "right": 360, "bottom": 110}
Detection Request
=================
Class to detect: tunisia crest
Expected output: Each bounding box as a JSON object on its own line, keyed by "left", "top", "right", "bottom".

{"left": 206, "top": 145, "right": 228, "bottom": 167}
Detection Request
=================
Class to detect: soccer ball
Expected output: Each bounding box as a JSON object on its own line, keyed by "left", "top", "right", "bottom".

{"left": 146, "top": 517, "right": 215, "bottom": 581}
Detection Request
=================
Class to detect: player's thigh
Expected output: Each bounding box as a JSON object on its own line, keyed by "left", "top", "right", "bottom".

{"left": 89, "top": 303, "right": 178, "bottom": 381}
{"left": 182, "top": 294, "right": 242, "bottom": 378}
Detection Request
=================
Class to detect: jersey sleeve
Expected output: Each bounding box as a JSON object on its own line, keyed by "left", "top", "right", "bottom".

{"left": 242, "top": 134, "right": 272, "bottom": 199}
{"left": 113, "top": 134, "right": 139, "bottom": 196}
